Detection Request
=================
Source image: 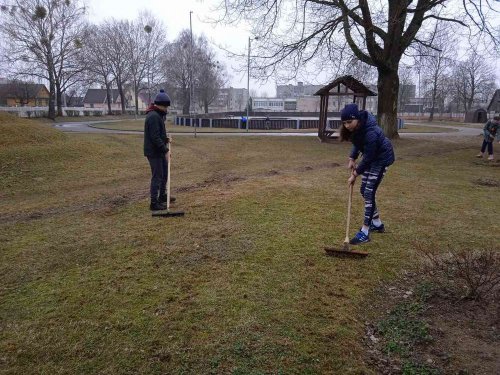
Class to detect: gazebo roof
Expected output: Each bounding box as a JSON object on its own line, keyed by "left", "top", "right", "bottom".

{"left": 314, "top": 75, "right": 377, "bottom": 97}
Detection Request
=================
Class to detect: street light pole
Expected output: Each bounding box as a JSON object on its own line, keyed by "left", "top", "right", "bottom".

{"left": 246, "top": 36, "right": 250, "bottom": 132}
{"left": 189, "top": 11, "right": 196, "bottom": 138}
{"left": 246, "top": 36, "right": 258, "bottom": 132}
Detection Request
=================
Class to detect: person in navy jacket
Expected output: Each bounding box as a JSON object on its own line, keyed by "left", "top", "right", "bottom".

{"left": 339, "top": 103, "right": 395, "bottom": 245}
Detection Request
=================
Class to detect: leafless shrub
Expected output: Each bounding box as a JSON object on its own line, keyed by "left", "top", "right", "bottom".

{"left": 415, "top": 243, "right": 500, "bottom": 301}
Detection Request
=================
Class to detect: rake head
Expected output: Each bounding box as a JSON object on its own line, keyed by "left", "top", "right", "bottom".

{"left": 324, "top": 241, "right": 368, "bottom": 258}
{"left": 152, "top": 210, "right": 185, "bottom": 217}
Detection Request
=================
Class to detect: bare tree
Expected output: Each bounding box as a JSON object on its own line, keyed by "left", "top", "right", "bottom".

{"left": 163, "top": 30, "right": 192, "bottom": 114}
{"left": 0, "top": 0, "right": 86, "bottom": 119}
{"left": 215, "top": 0, "right": 499, "bottom": 138}
{"left": 398, "top": 64, "right": 415, "bottom": 112}
{"left": 127, "top": 12, "right": 167, "bottom": 114}
{"left": 415, "top": 25, "right": 456, "bottom": 121}
{"left": 102, "top": 19, "right": 131, "bottom": 114}
{"left": 194, "top": 36, "right": 227, "bottom": 113}
{"left": 80, "top": 24, "right": 115, "bottom": 114}
{"left": 163, "top": 31, "right": 226, "bottom": 115}
{"left": 451, "top": 47, "right": 496, "bottom": 113}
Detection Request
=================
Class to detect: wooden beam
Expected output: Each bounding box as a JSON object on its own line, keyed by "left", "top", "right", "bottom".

{"left": 327, "top": 93, "right": 369, "bottom": 97}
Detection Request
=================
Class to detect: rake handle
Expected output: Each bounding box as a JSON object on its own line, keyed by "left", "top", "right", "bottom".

{"left": 344, "top": 174, "right": 354, "bottom": 244}
{"left": 166, "top": 138, "right": 171, "bottom": 211}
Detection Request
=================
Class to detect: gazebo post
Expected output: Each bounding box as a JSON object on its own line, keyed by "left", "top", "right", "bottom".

{"left": 318, "top": 95, "right": 328, "bottom": 141}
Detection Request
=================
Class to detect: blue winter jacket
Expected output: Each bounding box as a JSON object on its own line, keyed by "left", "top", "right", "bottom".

{"left": 349, "top": 111, "right": 395, "bottom": 175}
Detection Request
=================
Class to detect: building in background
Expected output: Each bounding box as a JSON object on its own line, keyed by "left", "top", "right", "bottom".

{"left": 83, "top": 89, "right": 123, "bottom": 110}
{"left": 211, "top": 87, "right": 248, "bottom": 112}
{"left": 487, "top": 89, "right": 500, "bottom": 114}
{"left": 276, "top": 82, "right": 323, "bottom": 98}
{"left": 0, "top": 80, "right": 50, "bottom": 107}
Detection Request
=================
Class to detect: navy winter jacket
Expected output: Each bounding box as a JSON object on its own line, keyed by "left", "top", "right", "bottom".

{"left": 144, "top": 107, "right": 168, "bottom": 157}
{"left": 349, "top": 111, "right": 395, "bottom": 175}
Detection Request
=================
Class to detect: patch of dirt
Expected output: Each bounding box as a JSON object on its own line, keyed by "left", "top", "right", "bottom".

{"left": 298, "top": 166, "right": 314, "bottom": 172}
{"left": 177, "top": 174, "right": 247, "bottom": 193}
{"left": 474, "top": 177, "right": 500, "bottom": 187}
{"left": 323, "top": 162, "right": 341, "bottom": 169}
{"left": 2, "top": 161, "right": 342, "bottom": 225}
{"left": 264, "top": 169, "right": 280, "bottom": 176}
{"left": 0, "top": 191, "right": 147, "bottom": 225}
{"left": 363, "top": 274, "right": 500, "bottom": 375}
{"left": 472, "top": 160, "right": 500, "bottom": 168}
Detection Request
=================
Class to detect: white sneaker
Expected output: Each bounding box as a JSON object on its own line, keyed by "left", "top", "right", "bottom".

{"left": 476, "top": 153, "right": 483, "bottom": 158}
{"left": 487, "top": 155, "right": 494, "bottom": 161}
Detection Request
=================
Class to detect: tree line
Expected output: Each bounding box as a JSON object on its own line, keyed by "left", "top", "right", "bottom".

{"left": 214, "top": 0, "right": 499, "bottom": 138}
{"left": 0, "top": 0, "right": 228, "bottom": 119}
{"left": 1, "top": 0, "right": 498, "bottom": 135}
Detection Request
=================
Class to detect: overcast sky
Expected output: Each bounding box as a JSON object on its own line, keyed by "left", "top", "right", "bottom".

{"left": 86, "top": 0, "right": 278, "bottom": 96}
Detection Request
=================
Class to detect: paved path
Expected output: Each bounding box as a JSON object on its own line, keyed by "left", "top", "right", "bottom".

{"left": 54, "top": 120, "right": 482, "bottom": 138}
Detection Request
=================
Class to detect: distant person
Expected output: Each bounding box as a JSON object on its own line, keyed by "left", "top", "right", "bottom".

{"left": 144, "top": 89, "right": 176, "bottom": 211}
{"left": 340, "top": 103, "right": 395, "bottom": 245}
{"left": 476, "top": 115, "right": 499, "bottom": 161}
{"left": 241, "top": 116, "right": 247, "bottom": 130}
{"left": 265, "top": 116, "right": 271, "bottom": 130}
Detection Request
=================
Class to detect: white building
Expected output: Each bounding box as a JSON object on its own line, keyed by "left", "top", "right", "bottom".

{"left": 252, "top": 98, "right": 298, "bottom": 111}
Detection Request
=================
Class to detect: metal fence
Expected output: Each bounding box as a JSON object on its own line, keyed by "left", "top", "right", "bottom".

{"left": 0, "top": 106, "right": 107, "bottom": 118}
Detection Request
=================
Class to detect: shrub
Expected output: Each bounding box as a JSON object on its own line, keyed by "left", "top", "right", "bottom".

{"left": 416, "top": 244, "right": 500, "bottom": 301}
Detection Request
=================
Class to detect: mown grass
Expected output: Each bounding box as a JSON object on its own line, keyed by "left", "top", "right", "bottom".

{"left": 1, "top": 113, "right": 499, "bottom": 374}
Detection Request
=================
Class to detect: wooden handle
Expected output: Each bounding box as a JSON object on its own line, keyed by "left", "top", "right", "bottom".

{"left": 166, "top": 139, "right": 171, "bottom": 211}
{"left": 345, "top": 181, "right": 353, "bottom": 243}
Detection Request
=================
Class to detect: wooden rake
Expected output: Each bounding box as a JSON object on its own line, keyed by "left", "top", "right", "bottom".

{"left": 324, "top": 178, "right": 368, "bottom": 258}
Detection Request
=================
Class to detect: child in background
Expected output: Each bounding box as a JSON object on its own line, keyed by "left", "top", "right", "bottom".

{"left": 477, "top": 116, "right": 499, "bottom": 161}
{"left": 340, "top": 103, "right": 395, "bottom": 245}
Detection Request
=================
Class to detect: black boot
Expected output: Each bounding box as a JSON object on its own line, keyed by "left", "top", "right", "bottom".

{"left": 150, "top": 199, "right": 166, "bottom": 211}
{"left": 159, "top": 194, "right": 176, "bottom": 203}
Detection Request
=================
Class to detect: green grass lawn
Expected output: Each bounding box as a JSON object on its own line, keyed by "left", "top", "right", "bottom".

{"left": 1, "top": 114, "right": 499, "bottom": 374}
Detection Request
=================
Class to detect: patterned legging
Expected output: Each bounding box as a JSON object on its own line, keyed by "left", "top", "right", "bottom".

{"left": 360, "top": 165, "right": 388, "bottom": 226}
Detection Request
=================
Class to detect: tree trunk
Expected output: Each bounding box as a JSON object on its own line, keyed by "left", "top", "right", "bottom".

{"left": 56, "top": 82, "right": 63, "bottom": 117}
{"left": 105, "top": 81, "right": 112, "bottom": 115}
{"left": 429, "top": 79, "right": 438, "bottom": 122}
{"left": 47, "top": 57, "right": 56, "bottom": 120}
{"left": 182, "top": 88, "right": 190, "bottom": 115}
{"left": 376, "top": 68, "right": 399, "bottom": 138}
{"left": 134, "top": 81, "right": 139, "bottom": 115}
{"left": 117, "top": 77, "right": 126, "bottom": 114}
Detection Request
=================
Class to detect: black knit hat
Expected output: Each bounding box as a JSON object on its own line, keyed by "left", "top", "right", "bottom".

{"left": 154, "top": 89, "right": 171, "bottom": 106}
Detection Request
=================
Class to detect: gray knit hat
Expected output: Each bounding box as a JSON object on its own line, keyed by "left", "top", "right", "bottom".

{"left": 154, "top": 89, "right": 171, "bottom": 106}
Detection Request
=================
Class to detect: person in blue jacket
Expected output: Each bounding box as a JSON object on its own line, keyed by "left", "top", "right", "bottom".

{"left": 144, "top": 89, "right": 176, "bottom": 211}
{"left": 339, "top": 103, "right": 395, "bottom": 245}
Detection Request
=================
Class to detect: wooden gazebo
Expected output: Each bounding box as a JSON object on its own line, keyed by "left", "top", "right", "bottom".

{"left": 315, "top": 75, "right": 377, "bottom": 142}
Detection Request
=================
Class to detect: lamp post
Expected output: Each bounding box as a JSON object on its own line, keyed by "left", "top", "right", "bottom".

{"left": 246, "top": 36, "right": 258, "bottom": 132}
{"left": 189, "top": 11, "right": 197, "bottom": 137}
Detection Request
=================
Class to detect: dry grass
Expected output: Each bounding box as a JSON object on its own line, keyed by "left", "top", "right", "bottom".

{"left": 1, "top": 114, "right": 499, "bottom": 374}
{"left": 399, "top": 124, "right": 457, "bottom": 133}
